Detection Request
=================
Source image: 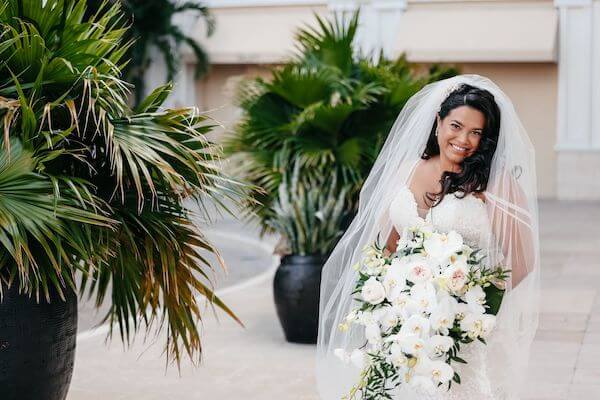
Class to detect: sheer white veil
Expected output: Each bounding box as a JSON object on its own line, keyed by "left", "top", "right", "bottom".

{"left": 315, "top": 74, "right": 540, "bottom": 399}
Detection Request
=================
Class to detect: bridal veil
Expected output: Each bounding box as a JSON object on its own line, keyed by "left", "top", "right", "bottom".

{"left": 315, "top": 74, "right": 540, "bottom": 399}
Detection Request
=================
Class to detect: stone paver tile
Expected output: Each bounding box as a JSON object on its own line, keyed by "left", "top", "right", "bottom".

{"left": 535, "top": 330, "right": 585, "bottom": 343}
{"left": 539, "top": 312, "right": 588, "bottom": 332}
{"left": 530, "top": 342, "right": 580, "bottom": 369}
{"left": 583, "top": 332, "right": 600, "bottom": 344}
{"left": 540, "top": 289, "right": 596, "bottom": 312}
{"left": 572, "top": 368, "right": 600, "bottom": 384}
{"left": 522, "top": 382, "right": 569, "bottom": 400}
{"left": 585, "top": 319, "right": 600, "bottom": 333}
{"left": 575, "top": 344, "right": 600, "bottom": 369}
{"left": 526, "top": 365, "right": 574, "bottom": 384}
{"left": 567, "top": 383, "right": 600, "bottom": 400}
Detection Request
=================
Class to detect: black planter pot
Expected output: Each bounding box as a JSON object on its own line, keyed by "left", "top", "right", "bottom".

{"left": 273, "top": 254, "right": 327, "bottom": 344}
{"left": 0, "top": 282, "right": 78, "bottom": 400}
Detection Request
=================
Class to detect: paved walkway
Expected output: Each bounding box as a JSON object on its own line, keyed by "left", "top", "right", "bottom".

{"left": 67, "top": 200, "right": 600, "bottom": 400}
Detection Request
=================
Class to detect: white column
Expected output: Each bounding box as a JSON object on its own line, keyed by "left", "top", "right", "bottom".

{"left": 328, "top": 0, "right": 406, "bottom": 61}
{"left": 554, "top": 0, "right": 600, "bottom": 199}
{"left": 143, "top": 7, "right": 200, "bottom": 108}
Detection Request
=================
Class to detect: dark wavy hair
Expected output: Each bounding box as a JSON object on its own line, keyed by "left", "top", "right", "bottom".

{"left": 422, "top": 83, "right": 501, "bottom": 206}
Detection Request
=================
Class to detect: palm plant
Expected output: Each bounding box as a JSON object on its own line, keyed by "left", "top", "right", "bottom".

{"left": 266, "top": 160, "right": 348, "bottom": 256}
{"left": 85, "top": 0, "right": 215, "bottom": 105}
{"left": 225, "top": 12, "right": 458, "bottom": 234}
{"left": 0, "top": 0, "right": 246, "bottom": 365}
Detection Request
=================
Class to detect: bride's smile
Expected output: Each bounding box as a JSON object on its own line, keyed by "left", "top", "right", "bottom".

{"left": 436, "top": 105, "right": 485, "bottom": 166}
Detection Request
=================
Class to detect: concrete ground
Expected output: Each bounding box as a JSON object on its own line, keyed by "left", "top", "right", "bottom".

{"left": 67, "top": 200, "right": 600, "bottom": 400}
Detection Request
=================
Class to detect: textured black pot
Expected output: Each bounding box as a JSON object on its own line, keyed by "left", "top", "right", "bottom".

{"left": 0, "top": 282, "right": 78, "bottom": 400}
{"left": 273, "top": 254, "right": 326, "bottom": 344}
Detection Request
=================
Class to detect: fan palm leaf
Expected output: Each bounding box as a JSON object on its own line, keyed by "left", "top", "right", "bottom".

{"left": 0, "top": 0, "right": 248, "bottom": 366}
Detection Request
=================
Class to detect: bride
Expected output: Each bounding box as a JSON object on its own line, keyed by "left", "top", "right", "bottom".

{"left": 316, "top": 74, "right": 540, "bottom": 399}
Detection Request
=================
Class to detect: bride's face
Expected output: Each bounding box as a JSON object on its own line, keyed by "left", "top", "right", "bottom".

{"left": 436, "top": 105, "right": 485, "bottom": 165}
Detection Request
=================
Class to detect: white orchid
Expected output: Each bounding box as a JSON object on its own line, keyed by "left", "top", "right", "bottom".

{"left": 464, "top": 285, "right": 487, "bottom": 314}
{"left": 429, "top": 306, "right": 456, "bottom": 336}
{"left": 388, "top": 342, "right": 409, "bottom": 368}
{"left": 460, "top": 312, "right": 496, "bottom": 339}
{"left": 426, "top": 335, "right": 454, "bottom": 358}
{"left": 365, "top": 322, "right": 382, "bottom": 345}
{"left": 454, "top": 302, "right": 470, "bottom": 321}
{"left": 378, "top": 307, "right": 400, "bottom": 331}
{"left": 424, "top": 230, "right": 463, "bottom": 263}
{"left": 399, "top": 314, "right": 431, "bottom": 340}
{"left": 409, "top": 282, "right": 438, "bottom": 315}
{"left": 383, "top": 259, "right": 408, "bottom": 301}
{"left": 399, "top": 334, "right": 427, "bottom": 356}
{"left": 361, "top": 276, "right": 386, "bottom": 305}
{"left": 424, "top": 359, "right": 455, "bottom": 385}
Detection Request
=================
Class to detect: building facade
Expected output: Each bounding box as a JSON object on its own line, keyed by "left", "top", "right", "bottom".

{"left": 154, "top": 0, "right": 600, "bottom": 200}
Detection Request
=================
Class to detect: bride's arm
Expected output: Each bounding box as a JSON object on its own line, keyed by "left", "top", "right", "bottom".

{"left": 384, "top": 227, "right": 400, "bottom": 256}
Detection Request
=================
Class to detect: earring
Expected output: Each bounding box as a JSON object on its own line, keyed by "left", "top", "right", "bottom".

{"left": 435, "top": 129, "right": 439, "bottom": 137}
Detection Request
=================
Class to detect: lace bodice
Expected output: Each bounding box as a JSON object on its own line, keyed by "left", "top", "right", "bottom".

{"left": 389, "top": 185, "right": 493, "bottom": 248}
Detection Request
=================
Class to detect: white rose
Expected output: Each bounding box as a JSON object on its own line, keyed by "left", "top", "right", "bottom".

{"left": 361, "top": 277, "right": 386, "bottom": 304}
{"left": 443, "top": 264, "right": 469, "bottom": 293}
{"left": 404, "top": 255, "right": 434, "bottom": 284}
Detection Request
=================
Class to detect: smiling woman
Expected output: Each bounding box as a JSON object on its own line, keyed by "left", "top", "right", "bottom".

{"left": 317, "top": 75, "right": 540, "bottom": 400}
{"left": 420, "top": 83, "right": 501, "bottom": 207}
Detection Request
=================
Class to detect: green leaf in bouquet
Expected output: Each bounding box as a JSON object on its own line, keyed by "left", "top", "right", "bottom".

{"left": 484, "top": 282, "right": 505, "bottom": 316}
{"left": 453, "top": 372, "right": 461, "bottom": 384}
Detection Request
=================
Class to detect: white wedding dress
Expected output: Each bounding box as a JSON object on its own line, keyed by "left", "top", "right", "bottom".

{"left": 387, "top": 184, "right": 508, "bottom": 400}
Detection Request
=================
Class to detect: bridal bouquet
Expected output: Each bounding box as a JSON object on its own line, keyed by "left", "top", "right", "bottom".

{"left": 334, "top": 225, "right": 510, "bottom": 399}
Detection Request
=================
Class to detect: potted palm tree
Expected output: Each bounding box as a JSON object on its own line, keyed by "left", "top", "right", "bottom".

{"left": 224, "top": 12, "right": 457, "bottom": 343}
{"left": 0, "top": 1, "right": 246, "bottom": 399}
{"left": 225, "top": 12, "right": 458, "bottom": 233}
{"left": 266, "top": 161, "right": 348, "bottom": 343}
